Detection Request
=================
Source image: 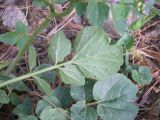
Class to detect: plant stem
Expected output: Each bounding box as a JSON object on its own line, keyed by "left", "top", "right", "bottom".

{"left": 4, "top": 15, "right": 52, "bottom": 75}
{"left": 0, "top": 61, "right": 72, "bottom": 88}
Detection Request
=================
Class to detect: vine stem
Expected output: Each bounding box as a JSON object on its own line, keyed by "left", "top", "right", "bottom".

{"left": 0, "top": 61, "right": 72, "bottom": 88}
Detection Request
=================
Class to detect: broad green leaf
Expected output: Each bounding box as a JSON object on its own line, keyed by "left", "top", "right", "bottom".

{"left": 87, "top": 2, "right": 109, "bottom": 26}
{"left": 70, "top": 101, "right": 98, "bottom": 120}
{"left": 70, "top": 79, "right": 94, "bottom": 101}
{"left": 13, "top": 98, "right": 32, "bottom": 117}
{"left": 93, "top": 73, "right": 138, "bottom": 120}
{"left": 132, "top": 66, "right": 152, "bottom": 85}
{"left": 58, "top": 65, "right": 85, "bottom": 86}
{"left": 35, "top": 64, "right": 56, "bottom": 83}
{"left": 0, "top": 89, "right": 10, "bottom": 104}
{"left": 10, "top": 92, "right": 21, "bottom": 106}
{"left": 55, "top": 0, "right": 67, "bottom": 4}
{"left": 117, "top": 32, "right": 134, "bottom": 49}
{"left": 36, "top": 95, "right": 61, "bottom": 116}
{"left": 10, "top": 81, "right": 28, "bottom": 91}
{"left": 19, "top": 115, "right": 38, "bottom": 120}
{"left": 48, "top": 31, "right": 71, "bottom": 64}
{"left": 32, "top": 0, "right": 48, "bottom": 7}
{"left": 53, "top": 85, "right": 72, "bottom": 108}
{"left": 16, "top": 21, "right": 28, "bottom": 34}
{"left": 33, "top": 76, "right": 52, "bottom": 96}
{"left": 75, "top": 2, "right": 87, "bottom": 16}
{"left": 72, "top": 27, "right": 123, "bottom": 81}
{"left": 29, "top": 45, "right": 37, "bottom": 71}
{"left": 111, "top": 4, "right": 129, "bottom": 35}
{"left": 0, "top": 32, "right": 17, "bottom": 45}
{"left": 0, "top": 61, "right": 10, "bottom": 70}
{"left": 40, "top": 106, "right": 68, "bottom": 120}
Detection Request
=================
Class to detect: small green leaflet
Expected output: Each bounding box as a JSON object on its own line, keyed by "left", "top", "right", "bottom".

{"left": 0, "top": 89, "right": 10, "bottom": 104}
{"left": 36, "top": 95, "right": 61, "bottom": 116}
{"left": 70, "top": 101, "right": 98, "bottom": 120}
{"left": 40, "top": 106, "right": 68, "bottom": 120}
{"left": 87, "top": 2, "right": 109, "bottom": 26}
{"left": 0, "top": 21, "right": 28, "bottom": 49}
{"left": 29, "top": 45, "right": 37, "bottom": 71}
{"left": 32, "top": 0, "right": 48, "bottom": 8}
{"left": 10, "top": 92, "right": 21, "bottom": 106}
{"left": 33, "top": 76, "right": 52, "bottom": 96}
{"left": 48, "top": 31, "right": 71, "bottom": 65}
{"left": 132, "top": 66, "right": 152, "bottom": 85}
{"left": 93, "top": 73, "right": 138, "bottom": 120}
{"left": 70, "top": 79, "right": 94, "bottom": 101}
{"left": 58, "top": 65, "right": 85, "bottom": 86}
{"left": 12, "top": 98, "right": 32, "bottom": 117}
{"left": 111, "top": 4, "right": 129, "bottom": 35}
{"left": 53, "top": 85, "right": 72, "bottom": 108}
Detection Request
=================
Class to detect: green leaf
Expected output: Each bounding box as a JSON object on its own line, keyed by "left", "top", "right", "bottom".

{"left": 129, "top": 15, "right": 153, "bottom": 30}
{"left": 29, "top": 45, "right": 37, "bottom": 71}
{"left": 48, "top": 31, "right": 71, "bottom": 64}
{"left": 40, "top": 106, "right": 68, "bottom": 120}
{"left": 0, "top": 61, "right": 10, "bottom": 70}
{"left": 70, "top": 101, "right": 98, "bottom": 120}
{"left": 19, "top": 115, "right": 38, "bottom": 120}
{"left": 70, "top": 79, "right": 94, "bottom": 101}
{"left": 117, "top": 32, "right": 134, "bottom": 49}
{"left": 111, "top": 4, "right": 129, "bottom": 35}
{"left": 35, "top": 64, "right": 56, "bottom": 83}
{"left": 87, "top": 2, "right": 109, "bottom": 26}
{"left": 32, "top": 0, "right": 48, "bottom": 8}
{"left": 132, "top": 66, "right": 152, "bottom": 85}
{"left": 75, "top": 2, "right": 87, "bottom": 16}
{"left": 0, "top": 32, "right": 17, "bottom": 45}
{"left": 10, "top": 92, "right": 21, "bottom": 106}
{"left": 13, "top": 98, "right": 32, "bottom": 117}
{"left": 10, "top": 81, "right": 28, "bottom": 91}
{"left": 16, "top": 21, "right": 28, "bottom": 34}
{"left": 0, "top": 89, "right": 10, "bottom": 104}
{"left": 93, "top": 73, "right": 138, "bottom": 120}
{"left": 72, "top": 27, "right": 123, "bottom": 80}
{"left": 53, "top": 85, "right": 72, "bottom": 108}
{"left": 58, "top": 65, "right": 85, "bottom": 86}
{"left": 36, "top": 95, "right": 61, "bottom": 116}
{"left": 55, "top": 0, "right": 67, "bottom": 4}
{"left": 33, "top": 76, "right": 52, "bottom": 96}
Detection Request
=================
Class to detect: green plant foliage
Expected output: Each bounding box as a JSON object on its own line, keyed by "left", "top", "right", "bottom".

{"left": 33, "top": 76, "right": 52, "bottom": 96}
{"left": 117, "top": 32, "right": 134, "bottom": 49}
{"left": 75, "top": 2, "right": 87, "bottom": 16}
{"left": 0, "top": 61, "right": 10, "bottom": 70}
{"left": 53, "top": 85, "right": 73, "bottom": 108}
{"left": 87, "top": 2, "right": 109, "bottom": 26}
{"left": 0, "top": 22, "right": 28, "bottom": 49}
{"left": 19, "top": 115, "right": 38, "bottom": 120}
{"left": 48, "top": 31, "right": 71, "bottom": 64}
{"left": 35, "top": 64, "right": 56, "bottom": 83}
{"left": 111, "top": 4, "right": 129, "bottom": 35}
{"left": 70, "top": 79, "right": 94, "bottom": 101}
{"left": 132, "top": 66, "right": 152, "bottom": 85}
{"left": 93, "top": 73, "right": 138, "bottom": 120}
{"left": 0, "top": 89, "right": 10, "bottom": 104}
{"left": 29, "top": 45, "right": 37, "bottom": 71}
{"left": 39, "top": 106, "right": 68, "bottom": 120}
{"left": 12, "top": 98, "right": 33, "bottom": 117}
{"left": 70, "top": 101, "right": 98, "bottom": 120}
{"left": 10, "top": 92, "right": 21, "bottom": 106}
{"left": 58, "top": 64, "right": 85, "bottom": 85}
{"left": 32, "top": 0, "right": 48, "bottom": 8}
{"left": 36, "top": 95, "right": 61, "bottom": 116}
